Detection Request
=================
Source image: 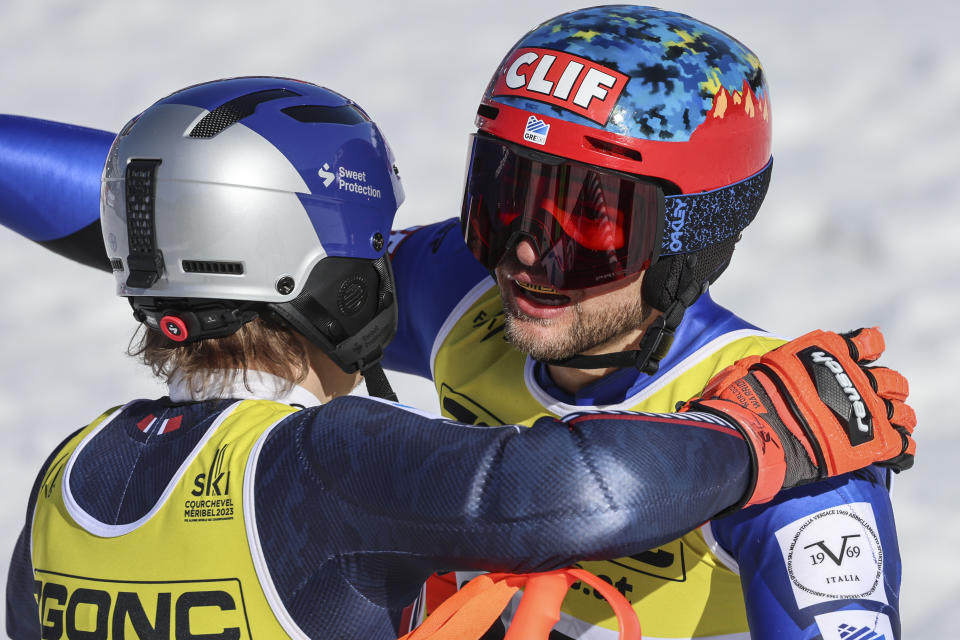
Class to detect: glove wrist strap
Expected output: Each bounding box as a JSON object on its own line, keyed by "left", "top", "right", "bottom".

{"left": 694, "top": 400, "right": 787, "bottom": 510}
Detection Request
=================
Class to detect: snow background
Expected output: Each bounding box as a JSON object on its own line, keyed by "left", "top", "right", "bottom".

{"left": 0, "top": 0, "right": 956, "bottom": 634}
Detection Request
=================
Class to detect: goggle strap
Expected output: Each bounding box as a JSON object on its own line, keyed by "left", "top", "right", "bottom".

{"left": 661, "top": 158, "right": 772, "bottom": 256}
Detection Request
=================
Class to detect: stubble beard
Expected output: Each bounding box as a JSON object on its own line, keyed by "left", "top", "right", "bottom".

{"left": 502, "top": 293, "right": 648, "bottom": 361}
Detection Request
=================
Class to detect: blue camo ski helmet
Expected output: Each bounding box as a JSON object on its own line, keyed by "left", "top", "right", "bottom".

{"left": 465, "top": 6, "right": 774, "bottom": 372}
{"left": 472, "top": 5, "right": 772, "bottom": 312}
{"left": 101, "top": 76, "right": 403, "bottom": 372}
{"left": 478, "top": 5, "right": 771, "bottom": 194}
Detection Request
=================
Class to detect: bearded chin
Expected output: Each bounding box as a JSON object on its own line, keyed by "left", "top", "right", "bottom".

{"left": 502, "top": 297, "right": 649, "bottom": 362}
{"left": 502, "top": 310, "right": 578, "bottom": 361}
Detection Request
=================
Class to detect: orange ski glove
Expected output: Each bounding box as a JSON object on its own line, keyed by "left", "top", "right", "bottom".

{"left": 682, "top": 327, "right": 916, "bottom": 508}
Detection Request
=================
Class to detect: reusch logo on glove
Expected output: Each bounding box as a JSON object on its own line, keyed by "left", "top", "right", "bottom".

{"left": 492, "top": 48, "right": 628, "bottom": 125}
{"left": 798, "top": 347, "right": 873, "bottom": 446}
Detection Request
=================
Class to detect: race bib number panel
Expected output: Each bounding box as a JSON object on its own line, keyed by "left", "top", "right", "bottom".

{"left": 35, "top": 570, "right": 251, "bottom": 640}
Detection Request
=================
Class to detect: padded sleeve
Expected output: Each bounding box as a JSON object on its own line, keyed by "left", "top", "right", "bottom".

{"left": 252, "top": 397, "right": 754, "bottom": 637}
{"left": 710, "top": 466, "right": 901, "bottom": 639}
{"left": 0, "top": 115, "right": 113, "bottom": 271}
{"left": 383, "top": 219, "right": 490, "bottom": 378}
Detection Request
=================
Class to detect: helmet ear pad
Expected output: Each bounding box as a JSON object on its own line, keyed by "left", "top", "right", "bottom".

{"left": 268, "top": 256, "right": 397, "bottom": 374}
{"left": 641, "top": 236, "right": 738, "bottom": 312}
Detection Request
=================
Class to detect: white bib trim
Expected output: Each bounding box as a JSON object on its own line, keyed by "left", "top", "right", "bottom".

{"left": 429, "top": 276, "right": 496, "bottom": 378}
{"left": 523, "top": 328, "right": 782, "bottom": 415}
{"left": 244, "top": 414, "right": 312, "bottom": 640}
{"left": 701, "top": 522, "right": 741, "bottom": 575}
{"left": 60, "top": 400, "right": 244, "bottom": 538}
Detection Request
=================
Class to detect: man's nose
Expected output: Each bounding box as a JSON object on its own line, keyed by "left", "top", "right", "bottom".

{"left": 514, "top": 238, "right": 539, "bottom": 267}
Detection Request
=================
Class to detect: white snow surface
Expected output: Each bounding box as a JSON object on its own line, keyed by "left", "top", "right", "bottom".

{"left": 0, "top": 0, "right": 957, "bottom": 634}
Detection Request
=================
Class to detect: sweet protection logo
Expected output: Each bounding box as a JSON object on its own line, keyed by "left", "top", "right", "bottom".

{"left": 317, "top": 161, "right": 382, "bottom": 199}
{"left": 318, "top": 162, "right": 335, "bottom": 187}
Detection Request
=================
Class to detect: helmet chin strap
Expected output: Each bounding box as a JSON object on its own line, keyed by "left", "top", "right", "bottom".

{"left": 540, "top": 258, "right": 705, "bottom": 375}
{"left": 363, "top": 362, "right": 399, "bottom": 402}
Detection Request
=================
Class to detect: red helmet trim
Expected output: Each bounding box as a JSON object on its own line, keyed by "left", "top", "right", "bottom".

{"left": 479, "top": 82, "right": 771, "bottom": 194}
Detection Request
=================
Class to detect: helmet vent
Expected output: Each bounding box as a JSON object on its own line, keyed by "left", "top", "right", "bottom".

{"left": 182, "top": 260, "right": 244, "bottom": 275}
{"left": 125, "top": 159, "right": 165, "bottom": 289}
{"left": 110, "top": 258, "right": 124, "bottom": 272}
{"left": 477, "top": 104, "right": 499, "bottom": 120}
{"left": 188, "top": 88, "right": 300, "bottom": 138}
{"left": 584, "top": 136, "right": 643, "bottom": 162}
{"left": 282, "top": 105, "right": 369, "bottom": 125}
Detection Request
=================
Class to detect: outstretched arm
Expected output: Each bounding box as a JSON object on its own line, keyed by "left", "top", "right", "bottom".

{"left": 254, "top": 330, "right": 914, "bottom": 632}
{"left": 252, "top": 397, "right": 754, "bottom": 635}
{"left": 0, "top": 115, "right": 112, "bottom": 270}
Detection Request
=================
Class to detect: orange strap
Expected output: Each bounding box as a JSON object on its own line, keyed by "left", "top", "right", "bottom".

{"left": 399, "top": 568, "right": 641, "bottom": 640}
{"left": 399, "top": 574, "right": 518, "bottom": 640}
{"left": 423, "top": 572, "right": 459, "bottom": 615}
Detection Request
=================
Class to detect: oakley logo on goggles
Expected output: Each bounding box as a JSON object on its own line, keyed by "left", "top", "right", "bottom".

{"left": 461, "top": 134, "right": 773, "bottom": 290}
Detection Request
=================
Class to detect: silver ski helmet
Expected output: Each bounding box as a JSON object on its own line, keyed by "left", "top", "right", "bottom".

{"left": 101, "top": 77, "right": 403, "bottom": 373}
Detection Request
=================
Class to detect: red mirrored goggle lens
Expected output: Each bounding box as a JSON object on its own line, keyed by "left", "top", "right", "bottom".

{"left": 461, "top": 134, "right": 663, "bottom": 290}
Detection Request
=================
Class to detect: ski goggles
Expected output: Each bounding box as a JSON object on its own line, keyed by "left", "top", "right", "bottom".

{"left": 460, "top": 134, "right": 665, "bottom": 290}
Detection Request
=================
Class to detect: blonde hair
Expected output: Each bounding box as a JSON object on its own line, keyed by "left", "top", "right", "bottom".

{"left": 129, "top": 313, "right": 309, "bottom": 397}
